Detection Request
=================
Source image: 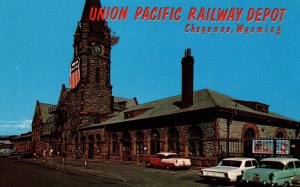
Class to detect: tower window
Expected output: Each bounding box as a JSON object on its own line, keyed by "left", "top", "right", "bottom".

{"left": 95, "top": 68, "right": 100, "bottom": 83}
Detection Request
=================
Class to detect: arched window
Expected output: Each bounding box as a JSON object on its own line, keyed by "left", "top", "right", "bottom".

{"left": 64, "top": 137, "right": 67, "bottom": 152}
{"left": 275, "top": 128, "right": 287, "bottom": 138}
{"left": 136, "top": 131, "right": 144, "bottom": 154}
{"left": 243, "top": 128, "right": 256, "bottom": 157}
{"left": 150, "top": 130, "right": 160, "bottom": 155}
{"left": 112, "top": 133, "right": 119, "bottom": 154}
{"left": 188, "top": 126, "right": 203, "bottom": 157}
{"left": 276, "top": 132, "right": 284, "bottom": 138}
{"left": 73, "top": 135, "right": 79, "bottom": 150}
{"left": 168, "top": 128, "right": 180, "bottom": 154}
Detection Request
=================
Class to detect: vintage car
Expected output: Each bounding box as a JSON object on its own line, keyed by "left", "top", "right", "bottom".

{"left": 8, "top": 151, "right": 33, "bottom": 159}
{"left": 242, "top": 157, "right": 300, "bottom": 186}
{"left": 199, "top": 157, "right": 257, "bottom": 183}
{"left": 144, "top": 152, "right": 191, "bottom": 170}
{"left": 0, "top": 149, "right": 16, "bottom": 158}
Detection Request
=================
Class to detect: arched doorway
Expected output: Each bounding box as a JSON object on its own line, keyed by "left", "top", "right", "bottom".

{"left": 121, "top": 132, "right": 131, "bottom": 161}
{"left": 168, "top": 128, "right": 180, "bottom": 154}
{"left": 243, "top": 128, "right": 256, "bottom": 157}
{"left": 88, "top": 135, "right": 95, "bottom": 159}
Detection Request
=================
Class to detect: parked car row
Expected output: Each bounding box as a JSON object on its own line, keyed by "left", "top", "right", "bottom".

{"left": 8, "top": 151, "right": 33, "bottom": 160}
{"left": 144, "top": 152, "right": 300, "bottom": 186}
{"left": 0, "top": 149, "right": 33, "bottom": 159}
{"left": 199, "top": 157, "right": 257, "bottom": 183}
{"left": 0, "top": 149, "right": 16, "bottom": 158}
{"left": 199, "top": 157, "right": 300, "bottom": 186}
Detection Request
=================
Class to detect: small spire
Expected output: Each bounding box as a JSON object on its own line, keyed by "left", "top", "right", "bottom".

{"left": 185, "top": 48, "right": 192, "bottom": 57}
{"left": 75, "top": 22, "right": 81, "bottom": 34}
{"left": 81, "top": 0, "right": 102, "bottom": 22}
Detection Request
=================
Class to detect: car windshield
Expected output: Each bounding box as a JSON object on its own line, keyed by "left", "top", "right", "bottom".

{"left": 157, "top": 154, "right": 178, "bottom": 158}
{"left": 256, "top": 161, "right": 285, "bottom": 170}
{"left": 167, "top": 154, "right": 178, "bottom": 158}
{"left": 219, "top": 160, "right": 242, "bottom": 167}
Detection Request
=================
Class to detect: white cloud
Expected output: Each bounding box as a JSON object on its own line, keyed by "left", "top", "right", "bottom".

{"left": 0, "top": 119, "right": 32, "bottom": 135}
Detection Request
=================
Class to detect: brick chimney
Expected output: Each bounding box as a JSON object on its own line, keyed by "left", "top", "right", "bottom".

{"left": 181, "top": 48, "right": 194, "bottom": 108}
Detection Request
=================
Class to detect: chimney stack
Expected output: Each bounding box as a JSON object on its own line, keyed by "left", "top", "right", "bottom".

{"left": 181, "top": 48, "right": 194, "bottom": 108}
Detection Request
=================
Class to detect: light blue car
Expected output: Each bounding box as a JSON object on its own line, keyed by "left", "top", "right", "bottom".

{"left": 242, "top": 157, "right": 300, "bottom": 186}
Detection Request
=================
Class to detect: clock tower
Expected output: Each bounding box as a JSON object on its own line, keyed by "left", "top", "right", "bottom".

{"left": 68, "top": 0, "right": 119, "bottom": 126}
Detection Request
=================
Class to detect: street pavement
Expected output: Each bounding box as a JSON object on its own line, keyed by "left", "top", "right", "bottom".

{"left": 0, "top": 159, "right": 128, "bottom": 187}
{"left": 2, "top": 158, "right": 300, "bottom": 187}
{"left": 1, "top": 158, "right": 237, "bottom": 187}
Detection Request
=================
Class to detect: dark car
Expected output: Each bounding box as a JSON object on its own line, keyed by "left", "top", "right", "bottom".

{"left": 9, "top": 151, "right": 33, "bottom": 159}
{"left": 0, "top": 149, "right": 16, "bottom": 158}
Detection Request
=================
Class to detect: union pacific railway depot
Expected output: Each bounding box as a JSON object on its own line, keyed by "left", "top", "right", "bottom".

{"left": 11, "top": 0, "right": 300, "bottom": 167}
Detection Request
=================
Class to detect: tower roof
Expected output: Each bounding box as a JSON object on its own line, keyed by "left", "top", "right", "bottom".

{"left": 81, "top": 0, "right": 101, "bottom": 22}
{"left": 75, "top": 22, "right": 81, "bottom": 34}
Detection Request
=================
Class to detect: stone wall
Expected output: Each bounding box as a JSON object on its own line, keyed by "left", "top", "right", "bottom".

{"left": 217, "top": 118, "right": 297, "bottom": 139}
{"left": 79, "top": 121, "right": 219, "bottom": 166}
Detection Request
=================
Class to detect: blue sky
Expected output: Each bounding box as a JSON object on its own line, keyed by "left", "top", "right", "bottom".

{"left": 0, "top": 0, "right": 299, "bottom": 135}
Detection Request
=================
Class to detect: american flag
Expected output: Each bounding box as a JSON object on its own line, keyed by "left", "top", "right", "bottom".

{"left": 70, "top": 59, "right": 80, "bottom": 89}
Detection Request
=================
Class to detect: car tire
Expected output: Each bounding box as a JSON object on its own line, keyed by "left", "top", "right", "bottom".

{"left": 146, "top": 162, "right": 151, "bottom": 168}
{"left": 283, "top": 181, "right": 290, "bottom": 187}
{"left": 166, "top": 165, "right": 170, "bottom": 170}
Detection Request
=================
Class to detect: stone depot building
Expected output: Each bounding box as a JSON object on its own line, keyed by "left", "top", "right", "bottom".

{"left": 11, "top": 0, "right": 300, "bottom": 167}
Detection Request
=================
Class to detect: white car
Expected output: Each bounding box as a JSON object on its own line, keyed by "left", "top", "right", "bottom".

{"left": 199, "top": 157, "right": 257, "bottom": 183}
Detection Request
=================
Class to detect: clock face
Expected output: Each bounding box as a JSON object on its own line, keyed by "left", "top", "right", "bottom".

{"left": 92, "top": 43, "right": 103, "bottom": 55}
{"left": 94, "top": 45, "right": 101, "bottom": 54}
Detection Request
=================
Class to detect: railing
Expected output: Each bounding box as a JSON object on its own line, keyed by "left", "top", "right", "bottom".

{"left": 217, "top": 137, "right": 300, "bottom": 161}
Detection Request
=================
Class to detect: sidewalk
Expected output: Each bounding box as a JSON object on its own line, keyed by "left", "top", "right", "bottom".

{"left": 24, "top": 158, "right": 133, "bottom": 183}
{"left": 22, "top": 157, "right": 199, "bottom": 187}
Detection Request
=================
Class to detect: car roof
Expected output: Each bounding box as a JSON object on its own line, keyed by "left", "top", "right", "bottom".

{"left": 222, "top": 157, "right": 256, "bottom": 161}
{"left": 157, "top": 152, "right": 178, "bottom": 156}
{"left": 261, "top": 157, "right": 299, "bottom": 165}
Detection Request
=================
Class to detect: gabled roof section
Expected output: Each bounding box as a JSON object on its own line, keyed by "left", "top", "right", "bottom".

{"left": 102, "top": 89, "right": 216, "bottom": 125}
{"left": 57, "top": 85, "right": 69, "bottom": 107}
{"left": 101, "top": 89, "right": 297, "bottom": 125}
{"left": 39, "top": 103, "right": 55, "bottom": 123}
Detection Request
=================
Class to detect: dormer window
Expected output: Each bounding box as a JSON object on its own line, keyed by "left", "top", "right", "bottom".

{"left": 256, "top": 104, "right": 268, "bottom": 113}
{"left": 233, "top": 99, "right": 269, "bottom": 113}
{"left": 124, "top": 112, "right": 134, "bottom": 119}
{"left": 124, "top": 108, "right": 153, "bottom": 119}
